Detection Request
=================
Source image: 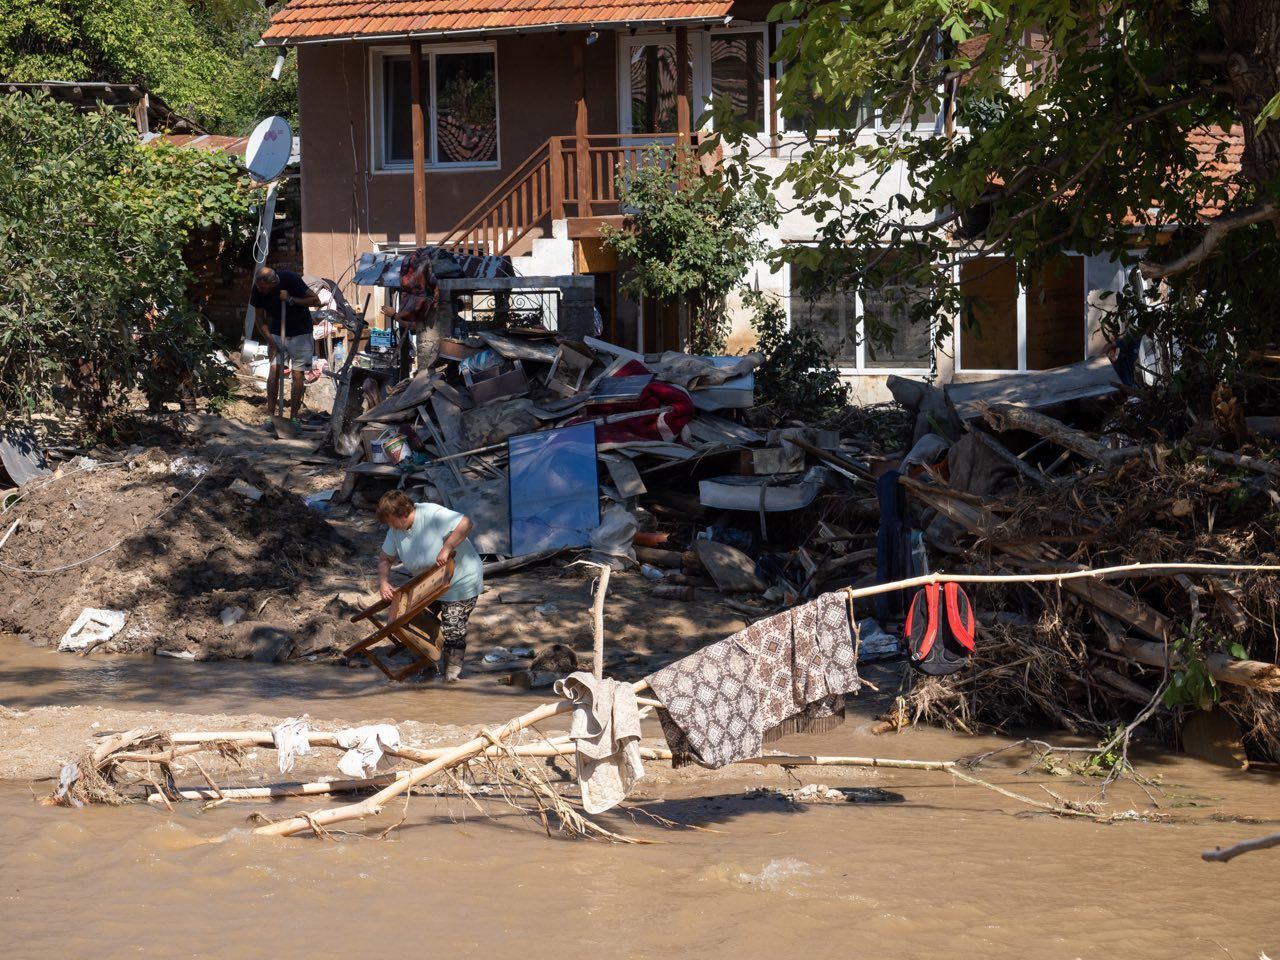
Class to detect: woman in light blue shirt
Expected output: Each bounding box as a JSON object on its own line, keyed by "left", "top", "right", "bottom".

{"left": 376, "top": 490, "right": 484, "bottom": 681}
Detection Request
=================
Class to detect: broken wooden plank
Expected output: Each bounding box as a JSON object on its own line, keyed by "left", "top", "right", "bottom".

{"left": 945, "top": 356, "right": 1118, "bottom": 419}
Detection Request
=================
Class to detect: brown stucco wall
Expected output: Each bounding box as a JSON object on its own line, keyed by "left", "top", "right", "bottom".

{"left": 297, "top": 32, "right": 619, "bottom": 285}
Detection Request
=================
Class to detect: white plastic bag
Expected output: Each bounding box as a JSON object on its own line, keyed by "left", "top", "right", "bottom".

{"left": 588, "top": 504, "right": 638, "bottom": 570}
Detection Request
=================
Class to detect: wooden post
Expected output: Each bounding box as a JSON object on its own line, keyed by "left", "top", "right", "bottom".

{"left": 409, "top": 39, "right": 428, "bottom": 247}
{"left": 549, "top": 137, "right": 566, "bottom": 221}
{"left": 767, "top": 24, "right": 780, "bottom": 157}
{"left": 573, "top": 33, "right": 591, "bottom": 220}
{"left": 675, "top": 26, "right": 691, "bottom": 142}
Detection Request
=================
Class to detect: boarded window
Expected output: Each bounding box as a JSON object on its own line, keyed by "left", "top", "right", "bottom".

{"left": 960, "top": 256, "right": 1086, "bottom": 371}
{"left": 1026, "top": 256, "right": 1085, "bottom": 370}
{"left": 959, "top": 258, "right": 1019, "bottom": 371}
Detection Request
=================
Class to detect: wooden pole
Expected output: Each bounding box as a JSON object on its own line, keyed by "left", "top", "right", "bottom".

{"left": 549, "top": 136, "right": 566, "bottom": 221}
{"left": 675, "top": 26, "right": 691, "bottom": 142}
{"left": 573, "top": 33, "right": 591, "bottom": 220}
{"left": 409, "top": 39, "right": 428, "bottom": 247}
{"left": 249, "top": 694, "right": 594, "bottom": 837}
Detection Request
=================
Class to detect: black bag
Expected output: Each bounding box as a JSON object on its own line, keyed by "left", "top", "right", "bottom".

{"left": 905, "top": 582, "right": 976, "bottom": 676}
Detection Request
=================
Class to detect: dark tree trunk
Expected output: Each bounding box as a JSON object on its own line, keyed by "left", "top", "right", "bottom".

{"left": 1211, "top": 0, "right": 1280, "bottom": 187}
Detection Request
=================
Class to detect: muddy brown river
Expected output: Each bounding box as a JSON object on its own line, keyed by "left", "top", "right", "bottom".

{"left": 2, "top": 638, "right": 1278, "bottom": 959}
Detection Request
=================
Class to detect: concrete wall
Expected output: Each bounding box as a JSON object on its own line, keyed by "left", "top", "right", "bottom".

{"left": 297, "top": 33, "right": 619, "bottom": 285}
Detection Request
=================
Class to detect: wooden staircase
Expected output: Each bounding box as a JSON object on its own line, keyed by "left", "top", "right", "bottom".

{"left": 437, "top": 134, "right": 707, "bottom": 259}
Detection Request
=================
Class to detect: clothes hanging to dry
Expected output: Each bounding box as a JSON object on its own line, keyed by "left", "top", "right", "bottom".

{"left": 333, "top": 724, "right": 401, "bottom": 778}
{"left": 554, "top": 671, "right": 645, "bottom": 814}
{"left": 646, "top": 591, "right": 860, "bottom": 769}
{"left": 271, "top": 717, "right": 313, "bottom": 774}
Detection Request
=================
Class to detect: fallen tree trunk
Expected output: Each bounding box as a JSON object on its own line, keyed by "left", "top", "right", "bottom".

{"left": 1118, "top": 637, "right": 1280, "bottom": 693}
{"left": 979, "top": 403, "right": 1140, "bottom": 465}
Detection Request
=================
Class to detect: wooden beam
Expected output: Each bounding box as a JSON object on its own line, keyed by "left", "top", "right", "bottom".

{"left": 675, "top": 26, "right": 691, "bottom": 139}
{"left": 573, "top": 33, "right": 591, "bottom": 220}
{"left": 409, "top": 39, "right": 428, "bottom": 247}
{"left": 767, "top": 24, "right": 779, "bottom": 157}
{"left": 566, "top": 215, "right": 625, "bottom": 239}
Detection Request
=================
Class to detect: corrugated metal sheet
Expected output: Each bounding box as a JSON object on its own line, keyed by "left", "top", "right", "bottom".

{"left": 262, "top": 0, "right": 733, "bottom": 42}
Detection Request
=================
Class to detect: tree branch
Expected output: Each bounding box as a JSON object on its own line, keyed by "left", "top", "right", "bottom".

{"left": 1202, "top": 830, "right": 1280, "bottom": 862}
{"left": 1139, "top": 200, "right": 1280, "bottom": 280}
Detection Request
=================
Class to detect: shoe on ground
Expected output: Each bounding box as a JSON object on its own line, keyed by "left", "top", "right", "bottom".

{"left": 445, "top": 661, "right": 463, "bottom": 682}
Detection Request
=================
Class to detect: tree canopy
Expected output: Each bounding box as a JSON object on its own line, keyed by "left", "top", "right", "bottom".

{"left": 0, "top": 0, "right": 296, "bottom": 134}
{"left": 0, "top": 93, "right": 258, "bottom": 425}
{"left": 724, "top": 0, "right": 1280, "bottom": 390}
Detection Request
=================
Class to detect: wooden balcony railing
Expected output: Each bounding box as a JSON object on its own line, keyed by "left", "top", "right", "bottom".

{"left": 437, "top": 133, "right": 710, "bottom": 258}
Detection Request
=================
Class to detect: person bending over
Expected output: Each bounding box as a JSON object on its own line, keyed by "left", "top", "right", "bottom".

{"left": 376, "top": 490, "right": 483, "bottom": 682}
{"left": 251, "top": 267, "right": 321, "bottom": 424}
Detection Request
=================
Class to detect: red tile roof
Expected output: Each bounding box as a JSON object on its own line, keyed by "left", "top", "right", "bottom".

{"left": 1188, "top": 124, "right": 1244, "bottom": 214}
{"left": 263, "top": 0, "right": 733, "bottom": 43}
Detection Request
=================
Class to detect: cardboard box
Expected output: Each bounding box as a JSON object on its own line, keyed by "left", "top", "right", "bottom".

{"left": 463, "top": 359, "right": 530, "bottom": 405}
{"left": 545, "top": 342, "right": 596, "bottom": 398}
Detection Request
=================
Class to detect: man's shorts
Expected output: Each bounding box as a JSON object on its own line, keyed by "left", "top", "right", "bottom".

{"left": 269, "top": 333, "right": 314, "bottom": 373}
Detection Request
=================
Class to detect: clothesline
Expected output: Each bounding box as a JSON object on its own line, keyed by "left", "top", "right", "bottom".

{"left": 248, "top": 561, "right": 1280, "bottom": 839}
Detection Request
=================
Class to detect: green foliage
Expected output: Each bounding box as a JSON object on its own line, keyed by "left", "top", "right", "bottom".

{"left": 0, "top": 0, "right": 296, "bottom": 134}
{"left": 1161, "top": 626, "right": 1246, "bottom": 711}
{"left": 743, "top": 289, "right": 848, "bottom": 422}
{"left": 717, "top": 0, "right": 1280, "bottom": 390}
{"left": 0, "top": 94, "right": 257, "bottom": 425}
{"left": 602, "top": 147, "right": 775, "bottom": 354}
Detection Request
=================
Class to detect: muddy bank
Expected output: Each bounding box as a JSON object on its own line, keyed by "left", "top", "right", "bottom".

{"left": 0, "top": 449, "right": 369, "bottom": 661}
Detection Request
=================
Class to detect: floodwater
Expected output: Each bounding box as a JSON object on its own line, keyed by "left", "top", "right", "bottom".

{"left": 3, "top": 638, "right": 1280, "bottom": 959}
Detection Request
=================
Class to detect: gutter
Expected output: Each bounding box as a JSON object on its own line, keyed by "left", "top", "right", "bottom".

{"left": 258, "top": 15, "right": 731, "bottom": 47}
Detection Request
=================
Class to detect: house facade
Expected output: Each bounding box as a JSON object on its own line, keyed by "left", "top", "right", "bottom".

{"left": 262, "top": 0, "right": 1128, "bottom": 400}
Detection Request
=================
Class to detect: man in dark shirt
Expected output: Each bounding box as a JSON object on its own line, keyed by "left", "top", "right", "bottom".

{"left": 251, "top": 267, "right": 321, "bottom": 423}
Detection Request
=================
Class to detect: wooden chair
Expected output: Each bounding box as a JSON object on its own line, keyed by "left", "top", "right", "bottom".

{"left": 345, "top": 560, "right": 455, "bottom": 681}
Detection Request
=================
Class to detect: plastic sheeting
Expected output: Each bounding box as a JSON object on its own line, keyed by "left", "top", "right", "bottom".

{"left": 508, "top": 423, "right": 600, "bottom": 556}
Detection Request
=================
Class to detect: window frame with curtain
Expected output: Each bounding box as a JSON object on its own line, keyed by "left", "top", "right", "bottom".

{"left": 370, "top": 43, "right": 500, "bottom": 173}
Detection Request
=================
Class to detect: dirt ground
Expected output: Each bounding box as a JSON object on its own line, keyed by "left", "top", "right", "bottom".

{"left": 0, "top": 402, "right": 753, "bottom": 673}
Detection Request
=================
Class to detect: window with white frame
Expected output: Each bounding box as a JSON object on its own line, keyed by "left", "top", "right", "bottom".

{"left": 373, "top": 45, "right": 498, "bottom": 170}
{"left": 618, "top": 27, "right": 769, "bottom": 135}
{"left": 708, "top": 29, "right": 767, "bottom": 130}
{"left": 777, "top": 24, "right": 938, "bottom": 134}
{"left": 788, "top": 250, "right": 934, "bottom": 371}
{"left": 957, "top": 255, "right": 1087, "bottom": 372}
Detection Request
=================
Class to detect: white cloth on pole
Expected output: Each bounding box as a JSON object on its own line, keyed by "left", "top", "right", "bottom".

{"left": 553, "top": 671, "right": 645, "bottom": 814}
{"left": 271, "top": 718, "right": 313, "bottom": 774}
{"left": 333, "top": 725, "right": 401, "bottom": 778}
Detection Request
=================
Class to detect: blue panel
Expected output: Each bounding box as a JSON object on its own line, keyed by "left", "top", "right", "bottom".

{"left": 508, "top": 422, "right": 600, "bottom": 556}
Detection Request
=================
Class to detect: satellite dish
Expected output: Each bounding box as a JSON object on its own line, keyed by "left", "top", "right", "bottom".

{"left": 245, "top": 115, "right": 293, "bottom": 182}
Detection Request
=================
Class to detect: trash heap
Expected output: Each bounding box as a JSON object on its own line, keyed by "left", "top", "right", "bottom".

{"left": 881, "top": 374, "right": 1280, "bottom": 763}
{"left": 328, "top": 326, "right": 891, "bottom": 596}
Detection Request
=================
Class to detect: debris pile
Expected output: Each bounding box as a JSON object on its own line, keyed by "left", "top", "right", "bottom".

{"left": 328, "top": 324, "right": 887, "bottom": 596}
{"left": 879, "top": 376, "right": 1280, "bottom": 763}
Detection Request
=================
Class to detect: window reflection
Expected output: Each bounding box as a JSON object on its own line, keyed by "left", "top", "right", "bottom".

{"left": 435, "top": 52, "right": 498, "bottom": 164}
{"left": 710, "top": 34, "right": 765, "bottom": 128}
